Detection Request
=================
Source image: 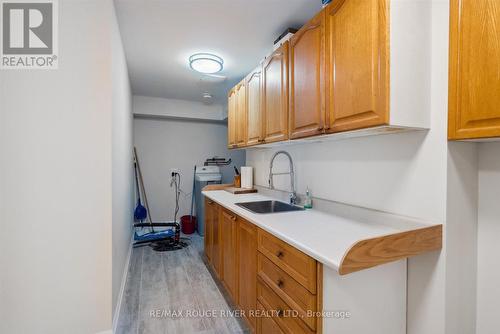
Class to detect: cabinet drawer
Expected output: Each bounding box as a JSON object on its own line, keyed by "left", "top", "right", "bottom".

{"left": 258, "top": 229, "right": 317, "bottom": 293}
{"left": 258, "top": 254, "right": 317, "bottom": 331}
{"left": 257, "top": 279, "right": 315, "bottom": 334}
{"left": 257, "top": 301, "right": 284, "bottom": 334}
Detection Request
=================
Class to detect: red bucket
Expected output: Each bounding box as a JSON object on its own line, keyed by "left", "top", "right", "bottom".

{"left": 180, "top": 215, "right": 196, "bottom": 234}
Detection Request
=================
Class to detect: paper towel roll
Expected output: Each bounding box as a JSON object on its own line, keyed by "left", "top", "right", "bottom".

{"left": 240, "top": 167, "right": 253, "bottom": 189}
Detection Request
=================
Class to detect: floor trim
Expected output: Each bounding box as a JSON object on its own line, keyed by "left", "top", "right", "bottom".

{"left": 112, "top": 233, "right": 134, "bottom": 333}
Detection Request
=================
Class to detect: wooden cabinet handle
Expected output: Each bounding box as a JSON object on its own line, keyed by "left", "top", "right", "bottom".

{"left": 318, "top": 126, "right": 324, "bottom": 131}
{"left": 277, "top": 279, "right": 284, "bottom": 288}
{"left": 276, "top": 251, "right": 284, "bottom": 258}
{"left": 208, "top": 200, "right": 214, "bottom": 205}
{"left": 223, "top": 211, "right": 237, "bottom": 221}
{"left": 277, "top": 309, "right": 284, "bottom": 317}
{"left": 258, "top": 139, "right": 265, "bottom": 143}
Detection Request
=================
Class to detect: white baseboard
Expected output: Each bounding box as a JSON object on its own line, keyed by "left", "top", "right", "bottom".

{"left": 112, "top": 233, "right": 134, "bottom": 333}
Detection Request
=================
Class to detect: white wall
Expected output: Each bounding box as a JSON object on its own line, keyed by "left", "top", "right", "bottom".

{"left": 133, "top": 95, "right": 226, "bottom": 121}
{"left": 246, "top": 1, "right": 450, "bottom": 333}
{"left": 476, "top": 143, "right": 500, "bottom": 334}
{"left": 133, "top": 116, "right": 245, "bottom": 222}
{"left": 444, "top": 142, "right": 500, "bottom": 334}
{"left": 445, "top": 142, "right": 478, "bottom": 334}
{"left": 111, "top": 0, "right": 134, "bottom": 324}
{"left": 0, "top": 1, "right": 127, "bottom": 333}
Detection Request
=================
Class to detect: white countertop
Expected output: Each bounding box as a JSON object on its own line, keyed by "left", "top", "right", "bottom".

{"left": 202, "top": 190, "right": 425, "bottom": 272}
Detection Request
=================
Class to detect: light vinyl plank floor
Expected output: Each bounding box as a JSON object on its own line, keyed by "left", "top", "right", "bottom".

{"left": 116, "top": 234, "right": 248, "bottom": 334}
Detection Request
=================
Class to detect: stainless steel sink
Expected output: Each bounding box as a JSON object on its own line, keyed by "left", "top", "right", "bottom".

{"left": 235, "top": 200, "right": 304, "bottom": 214}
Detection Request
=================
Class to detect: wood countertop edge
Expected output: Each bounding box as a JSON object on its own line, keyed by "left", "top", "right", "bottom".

{"left": 202, "top": 184, "right": 234, "bottom": 191}
{"left": 338, "top": 224, "right": 443, "bottom": 275}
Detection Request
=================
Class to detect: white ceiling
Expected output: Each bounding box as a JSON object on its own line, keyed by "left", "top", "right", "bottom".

{"left": 115, "top": 0, "right": 322, "bottom": 105}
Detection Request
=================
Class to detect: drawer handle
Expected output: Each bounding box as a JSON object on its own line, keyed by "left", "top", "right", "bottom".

{"left": 208, "top": 200, "right": 214, "bottom": 204}
{"left": 276, "top": 251, "right": 284, "bottom": 258}
{"left": 277, "top": 309, "right": 284, "bottom": 317}
{"left": 277, "top": 279, "right": 284, "bottom": 288}
{"left": 230, "top": 215, "right": 236, "bottom": 221}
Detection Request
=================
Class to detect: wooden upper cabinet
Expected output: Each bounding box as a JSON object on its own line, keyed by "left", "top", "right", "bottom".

{"left": 235, "top": 81, "right": 247, "bottom": 147}
{"left": 289, "top": 11, "right": 326, "bottom": 139}
{"left": 325, "top": 0, "right": 389, "bottom": 133}
{"left": 227, "top": 88, "right": 237, "bottom": 148}
{"left": 262, "top": 42, "right": 289, "bottom": 143}
{"left": 448, "top": 0, "right": 500, "bottom": 140}
{"left": 246, "top": 67, "right": 264, "bottom": 146}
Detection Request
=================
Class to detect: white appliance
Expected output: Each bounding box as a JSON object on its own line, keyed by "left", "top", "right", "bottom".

{"left": 194, "top": 166, "right": 222, "bottom": 236}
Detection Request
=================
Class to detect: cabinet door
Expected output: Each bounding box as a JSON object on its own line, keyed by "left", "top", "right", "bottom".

{"left": 221, "top": 209, "right": 238, "bottom": 300}
{"left": 227, "top": 88, "right": 237, "bottom": 148}
{"left": 289, "top": 11, "right": 326, "bottom": 139}
{"left": 236, "top": 81, "right": 247, "bottom": 147}
{"left": 211, "top": 204, "right": 222, "bottom": 276}
{"left": 204, "top": 198, "right": 213, "bottom": 262}
{"left": 262, "top": 42, "right": 289, "bottom": 143}
{"left": 246, "top": 67, "right": 264, "bottom": 146}
{"left": 325, "top": 0, "right": 389, "bottom": 133}
{"left": 448, "top": 0, "right": 500, "bottom": 140}
{"left": 238, "top": 218, "right": 257, "bottom": 330}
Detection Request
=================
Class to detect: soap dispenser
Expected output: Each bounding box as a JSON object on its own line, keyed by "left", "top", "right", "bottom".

{"left": 304, "top": 188, "right": 313, "bottom": 209}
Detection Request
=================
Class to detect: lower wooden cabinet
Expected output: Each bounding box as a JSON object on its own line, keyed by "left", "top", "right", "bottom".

{"left": 204, "top": 199, "right": 213, "bottom": 262}
{"left": 258, "top": 229, "right": 317, "bottom": 294}
{"left": 257, "top": 278, "right": 315, "bottom": 334}
{"left": 256, "top": 301, "right": 284, "bottom": 334}
{"left": 204, "top": 201, "right": 322, "bottom": 334}
{"left": 204, "top": 198, "right": 221, "bottom": 276}
{"left": 258, "top": 254, "right": 318, "bottom": 331}
{"left": 212, "top": 208, "right": 222, "bottom": 276}
{"left": 238, "top": 218, "right": 258, "bottom": 330}
{"left": 221, "top": 208, "right": 239, "bottom": 299}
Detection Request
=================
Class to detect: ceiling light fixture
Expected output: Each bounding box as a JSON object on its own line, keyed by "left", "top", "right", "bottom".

{"left": 189, "top": 53, "right": 224, "bottom": 74}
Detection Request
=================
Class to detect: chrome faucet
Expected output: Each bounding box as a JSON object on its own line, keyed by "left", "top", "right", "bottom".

{"left": 268, "top": 150, "right": 297, "bottom": 205}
